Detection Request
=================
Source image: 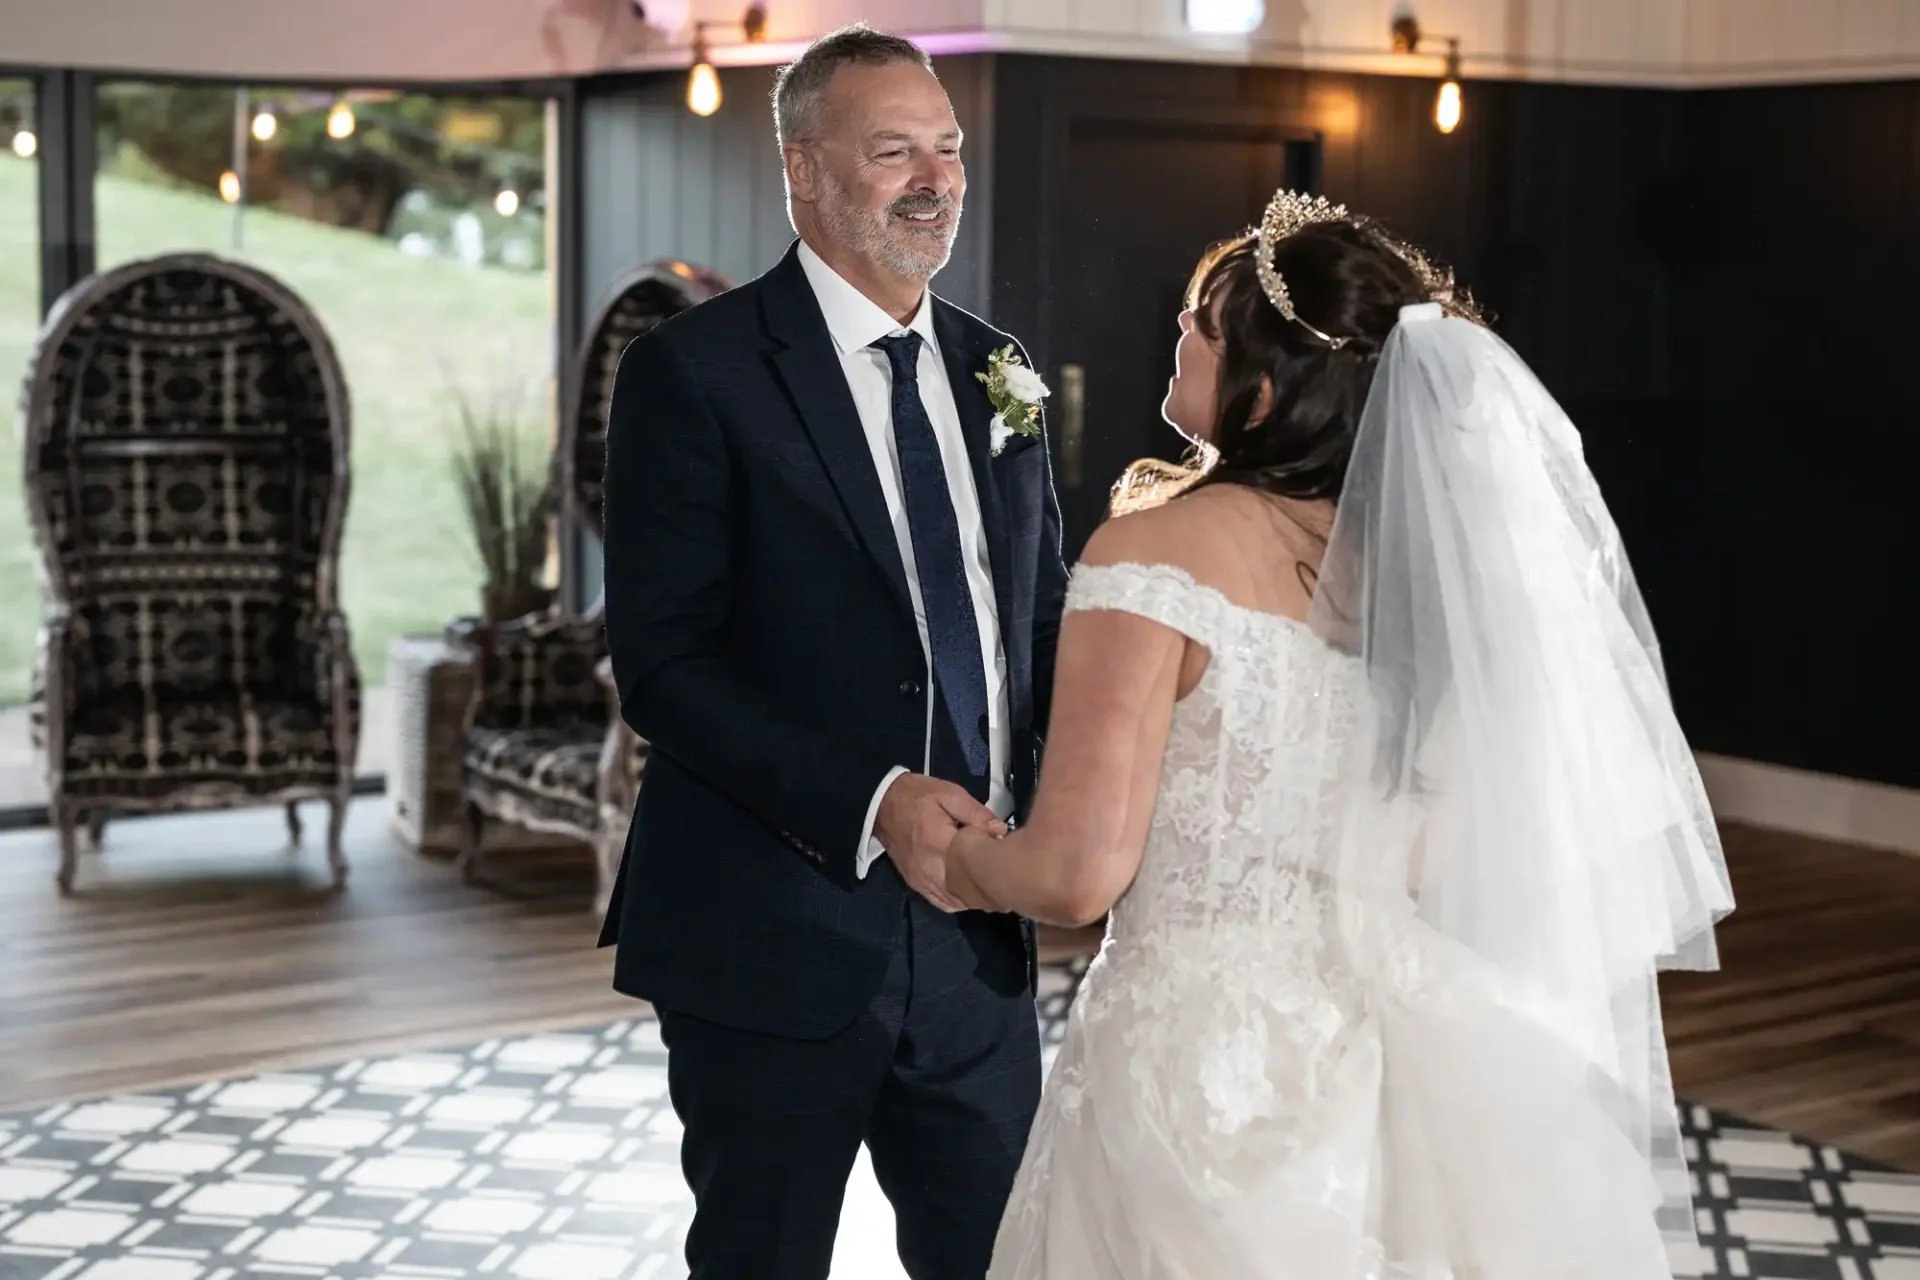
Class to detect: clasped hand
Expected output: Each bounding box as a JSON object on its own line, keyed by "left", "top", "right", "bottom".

{"left": 872, "top": 773, "right": 1010, "bottom": 914}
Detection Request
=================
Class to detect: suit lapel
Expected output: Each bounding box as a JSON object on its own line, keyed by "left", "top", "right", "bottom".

{"left": 762, "top": 248, "right": 914, "bottom": 617}
{"left": 934, "top": 301, "right": 1016, "bottom": 635}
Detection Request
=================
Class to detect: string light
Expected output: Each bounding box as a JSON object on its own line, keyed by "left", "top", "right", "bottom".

{"left": 327, "top": 100, "right": 356, "bottom": 139}
{"left": 219, "top": 170, "right": 242, "bottom": 203}
{"left": 251, "top": 110, "right": 278, "bottom": 142}
{"left": 10, "top": 128, "right": 34, "bottom": 159}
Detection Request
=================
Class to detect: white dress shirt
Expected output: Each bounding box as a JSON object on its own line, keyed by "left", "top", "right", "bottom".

{"left": 795, "top": 241, "right": 1013, "bottom": 879}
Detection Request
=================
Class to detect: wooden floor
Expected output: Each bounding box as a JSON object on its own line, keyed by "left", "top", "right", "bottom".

{"left": 0, "top": 799, "right": 1102, "bottom": 1112}
{"left": 1, "top": 803, "right": 1915, "bottom": 1171}
{"left": 1661, "top": 823, "right": 1920, "bottom": 1170}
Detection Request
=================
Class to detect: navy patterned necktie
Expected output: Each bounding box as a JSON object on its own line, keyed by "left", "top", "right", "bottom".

{"left": 871, "top": 331, "right": 991, "bottom": 800}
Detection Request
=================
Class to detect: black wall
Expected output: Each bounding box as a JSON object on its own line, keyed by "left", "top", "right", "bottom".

{"left": 985, "top": 54, "right": 1916, "bottom": 790}
{"left": 986, "top": 54, "right": 1683, "bottom": 568}
{"left": 1663, "top": 82, "right": 1920, "bottom": 789}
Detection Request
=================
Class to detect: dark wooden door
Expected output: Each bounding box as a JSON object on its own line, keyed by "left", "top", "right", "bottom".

{"left": 1047, "top": 122, "right": 1318, "bottom": 555}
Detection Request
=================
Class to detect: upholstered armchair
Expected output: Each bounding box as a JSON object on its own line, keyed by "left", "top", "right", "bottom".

{"left": 21, "top": 254, "right": 359, "bottom": 893}
{"left": 447, "top": 612, "right": 640, "bottom": 912}
{"left": 452, "top": 260, "right": 728, "bottom": 913}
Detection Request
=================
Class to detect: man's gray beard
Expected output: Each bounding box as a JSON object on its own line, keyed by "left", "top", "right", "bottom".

{"left": 816, "top": 171, "right": 958, "bottom": 282}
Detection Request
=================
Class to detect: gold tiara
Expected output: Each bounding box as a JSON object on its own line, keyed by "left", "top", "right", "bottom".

{"left": 1254, "top": 188, "right": 1480, "bottom": 346}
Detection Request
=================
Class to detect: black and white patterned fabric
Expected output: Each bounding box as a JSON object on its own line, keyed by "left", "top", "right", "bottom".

{"left": 464, "top": 728, "right": 604, "bottom": 834}
{"left": 19, "top": 255, "right": 359, "bottom": 822}
{"left": 456, "top": 612, "right": 622, "bottom": 841}
{"left": 562, "top": 261, "right": 731, "bottom": 536}
{"left": 0, "top": 961, "right": 1913, "bottom": 1279}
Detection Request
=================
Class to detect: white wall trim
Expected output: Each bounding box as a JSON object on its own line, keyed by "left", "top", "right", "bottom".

{"left": 618, "top": 24, "right": 1920, "bottom": 92}
{"left": 8, "top": 5, "right": 1920, "bottom": 90}
{"left": 1696, "top": 753, "right": 1920, "bottom": 858}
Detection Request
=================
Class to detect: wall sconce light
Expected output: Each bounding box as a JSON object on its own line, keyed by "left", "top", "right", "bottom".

{"left": 1391, "top": 11, "right": 1464, "bottom": 134}
{"left": 1434, "top": 40, "right": 1463, "bottom": 132}
{"left": 687, "top": 4, "right": 768, "bottom": 117}
{"left": 687, "top": 40, "right": 722, "bottom": 117}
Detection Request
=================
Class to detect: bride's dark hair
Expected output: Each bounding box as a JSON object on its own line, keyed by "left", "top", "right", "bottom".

{"left": 1111, "top": 219, "right": 1478, "bottom": 516}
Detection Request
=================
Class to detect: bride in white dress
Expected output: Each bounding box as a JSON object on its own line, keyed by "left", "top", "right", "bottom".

{"left": 940, "top": 191, "right": 1735, "bottom": 1278}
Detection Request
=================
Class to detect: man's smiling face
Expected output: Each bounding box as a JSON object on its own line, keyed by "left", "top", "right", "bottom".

{"left": 804, "top": 59, "right": 965, "bottom": 283}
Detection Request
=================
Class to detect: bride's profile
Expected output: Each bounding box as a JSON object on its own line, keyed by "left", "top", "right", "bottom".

{"left": 940, "top": 190, "right": 1736, "bottom": 1278}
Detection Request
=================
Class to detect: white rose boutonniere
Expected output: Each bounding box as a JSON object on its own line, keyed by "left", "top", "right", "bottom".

{"left": 976, "top": 345, "right": 1049, "bottom": 457}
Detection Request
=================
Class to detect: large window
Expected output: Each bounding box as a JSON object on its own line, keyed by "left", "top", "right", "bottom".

{"left": 0, "top": 77, "right": 40, "bottom": 810}
{"left": 91, "top": 81, "right": 558, "bottom": 774}
{"left": 0, "top": 80, "right": 39, "bottom": 711}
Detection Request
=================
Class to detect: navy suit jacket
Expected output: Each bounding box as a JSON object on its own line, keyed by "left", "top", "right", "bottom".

{"left": 596, "top": 243, "right": 1070, "bottom": 1040}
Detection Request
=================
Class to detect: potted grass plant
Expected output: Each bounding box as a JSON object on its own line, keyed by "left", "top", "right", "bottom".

{"left": 445, "top": 379, "right": 557, "bottom": 624}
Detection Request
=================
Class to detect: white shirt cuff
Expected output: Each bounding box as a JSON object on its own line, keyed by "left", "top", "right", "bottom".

{"left": 856, "top": 765, "right": 911, "bottom": 880}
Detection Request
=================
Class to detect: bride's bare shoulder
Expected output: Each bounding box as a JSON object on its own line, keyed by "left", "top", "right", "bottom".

{"left": 1083, "top": 482, "right": 1279, "bottom": 564}
{"left": 1080, "top": 483, "right": 1321, "bottom": 617}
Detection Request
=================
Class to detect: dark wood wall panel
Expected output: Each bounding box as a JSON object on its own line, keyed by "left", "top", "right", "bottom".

{"left": 578, "top": 65, "right": 800, "bottom": 304}
{"left": 1663, "top": 82, "right": 1920, "bottom": 787}
{"left": 987, "top": 57, "right": 1683, "bottom": 584}
{"left": 986, "top": 53, "right": 1912, "bottom": 788}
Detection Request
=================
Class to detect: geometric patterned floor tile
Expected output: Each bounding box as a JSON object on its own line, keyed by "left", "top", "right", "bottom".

{"left": 1684, "top": 1105, "right": 1920, "bottom": 1280}
{"left": 2, "top": 961, "right": 1913, "bottom": 1279}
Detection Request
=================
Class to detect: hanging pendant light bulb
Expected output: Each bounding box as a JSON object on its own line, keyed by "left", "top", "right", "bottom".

{"left": 10, "top": 128, "right": 35, "bottom": 159}
{"left": 327, "top": 99, "right": 357, "bottom": 139}
{"left": 1435, "top": 38, "right": 1463, "bottom": 133}
{"left": 687, "top": 32, "right": 722, "bottom": 117}
{"left": 251, "top": 109, "right": 278, "bottom": 142}
{"left": 494, "top": 185, "right": 520, "bottom": 217}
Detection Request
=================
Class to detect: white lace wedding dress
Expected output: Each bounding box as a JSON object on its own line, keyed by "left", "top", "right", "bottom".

{"left": 988, "top": 562, "right": 1684, "bottom": 1280}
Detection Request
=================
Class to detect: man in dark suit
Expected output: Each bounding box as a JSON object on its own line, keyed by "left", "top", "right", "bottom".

{"left": 596, "top": 22, "right": 1070, "bottom": 1280}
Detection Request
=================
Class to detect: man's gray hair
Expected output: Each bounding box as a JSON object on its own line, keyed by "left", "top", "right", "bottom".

{"left": 772, "top": 23, "right": 933, "bottom": 149}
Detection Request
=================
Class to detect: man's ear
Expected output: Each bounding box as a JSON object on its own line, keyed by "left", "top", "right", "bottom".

{"left": 784, "top": 143, "right": 819, "bottom": 205}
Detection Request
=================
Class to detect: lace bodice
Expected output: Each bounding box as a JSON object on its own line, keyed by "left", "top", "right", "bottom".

{"left": 1037, "top": 562, "right": 1373, "bottom": 1187}
{"left": 1066, "top": 561, "right": 1362, "bottom": 945}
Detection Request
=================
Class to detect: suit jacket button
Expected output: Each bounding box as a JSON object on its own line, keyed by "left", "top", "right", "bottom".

{"left": 899, "top": 680, "right": 922, "bottom": 697}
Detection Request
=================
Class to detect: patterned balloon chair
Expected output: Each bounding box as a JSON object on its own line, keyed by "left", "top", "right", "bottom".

{"left": 451, "top": 260, "right": 730, "bottom": 914}
{"left": 21, "top": 254, "right": 359, "bottom": 893}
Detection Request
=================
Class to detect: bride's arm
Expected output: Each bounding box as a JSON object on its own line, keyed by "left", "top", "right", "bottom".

{"left": 947, "top": 534, "right": 1190, "bottom": 927}
{"left": 949, "top": 607, "right": 1183, "bottom": 926}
